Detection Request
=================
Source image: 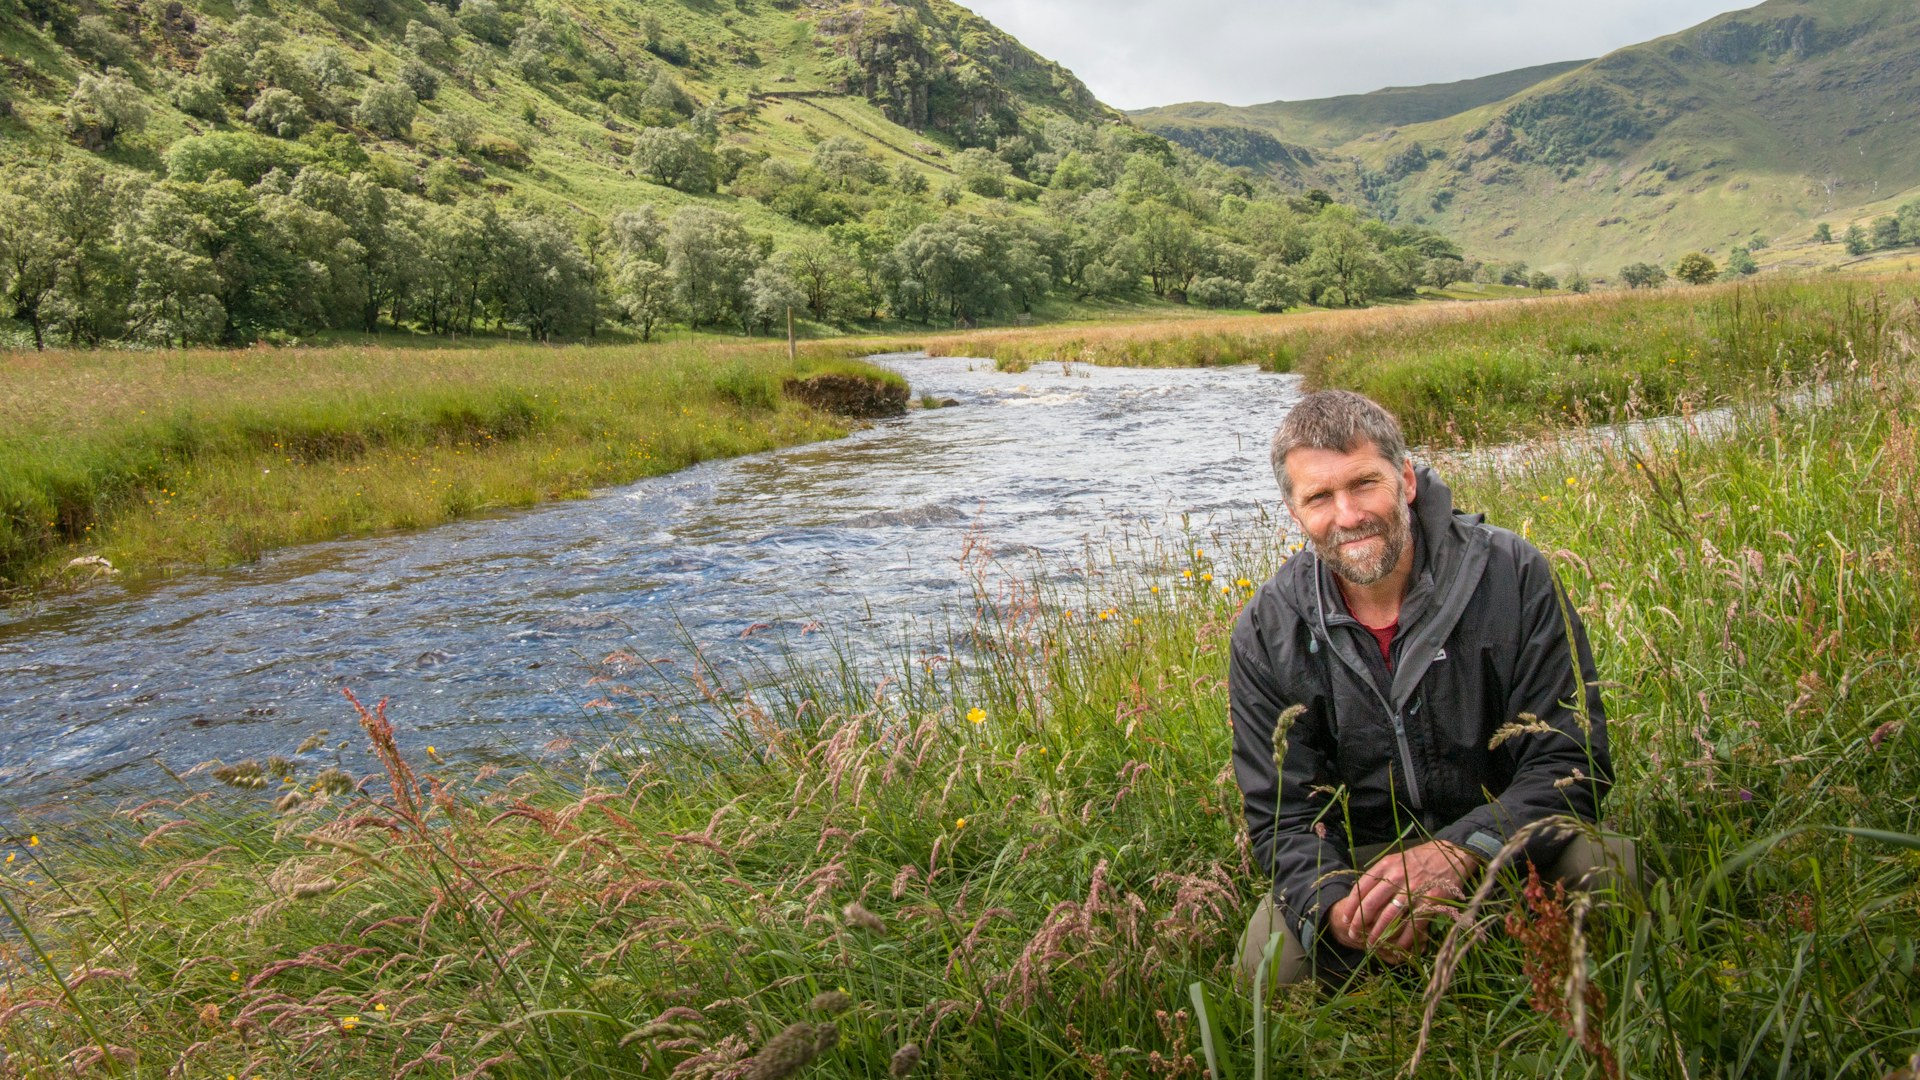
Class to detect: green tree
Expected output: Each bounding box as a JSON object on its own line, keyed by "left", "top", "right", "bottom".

{"left": 1248, "top": 259, "right": 1301, "bottom": 312}
{"left": 245, "top": 88, "right": 310, "bottom": 138}
{"left": 632, "top": 127, "right": 716, "bottom": 193}
{"left": 1620, "top": 262, "right": 1667, "bottom": 289}
{"left": 1302, "top": 213, "right": 1387, "bottom": 307}
{"left": 665, "top": 206, "right": 761, "bottom": 330}
{"left": 64, "top": 71, "right": 149, "bottom": 149}
{"left": 1843, "top": 224, "right": 1870, "bottom": 256}
{"left": 354, "top": 82, "right": 417, "bottom": 139}
{"left": 0, "top": 174, "right": 60, "bottom": 349}
{"left": 890, "top": 215, "right": 1013, "bottom": 325}
{"left": 123, "top": 185, "right": 224, "bottom": 347}
{"left": 1673, "top": 251, "right": 1718, "bottom": 285}
{"left": 493, "top": 213, "right": 592, "bottom": 341}
{"left": 43, "top": 161, "right": 138, "bottom": 346}
{"left": 612, "top": 257, "right": 673, "bottom": 341}
{"left": 1564, "top": 268, "right": 1591, "bottom": 294}
{"left": 1812, "top": 222, "right": 1832, "bottom": 244}
{"left": 1725, "top": 245, "right": 1758, "bottom": 277}
{"left": 747, "top": 263, "right": 805, "bottom": 335}
{"left": 1870, "top": 215, "right": 1903, "bottom": 250}
{"left": 810, "top": 136, "right": 884, "bottom": 193}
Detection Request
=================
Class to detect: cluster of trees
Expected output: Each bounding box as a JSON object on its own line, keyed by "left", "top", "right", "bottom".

{"left": 1619, "top": 250, "right": 1725, "bottom": 289}
{"left": 1814, "top": 200, "right": 1920, "bottom": 256}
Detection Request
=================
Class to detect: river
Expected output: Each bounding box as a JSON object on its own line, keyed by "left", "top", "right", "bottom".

{"left": 0, "top": 355, "right": 1305, "bottom": 806}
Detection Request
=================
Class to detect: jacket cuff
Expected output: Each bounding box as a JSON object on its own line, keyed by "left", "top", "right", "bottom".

{"left": 1435, "top": 818, "right": 1506, "bottom": 862}
{"left": 1283, "top": 878, "right": 1353, "bottom": 957}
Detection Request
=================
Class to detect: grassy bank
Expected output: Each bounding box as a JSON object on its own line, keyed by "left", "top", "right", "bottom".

{"left": 2, "top": 308, "right": 1916, "bottom": 1076}
{"left": 0, "top": 340, "right": 911, "bottom": 595}
{"left": 928, "top": 275, "right": 1918, "bottom": 447}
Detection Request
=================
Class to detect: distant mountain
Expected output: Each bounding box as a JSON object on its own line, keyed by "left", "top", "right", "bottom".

{"left": 1133, "top": 0, "right": 1920, "bottom": 271}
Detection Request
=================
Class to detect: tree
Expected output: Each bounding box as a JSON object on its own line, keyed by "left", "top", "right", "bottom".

{"left": 1725, "top": 245, "right": 1758, "bottom": 277}
{"left": 43, "top": 160, "right": 138, "bottom": 346}
{"left": 1302, "top": 213, "right": 1387, "bottom": 307}
{"left": 398, "top": 58, "right": 440, "bottom": 102}
{"left": 1425, "top": 256, "right": 1467, "bottom": 289}
{"left": 891, "top": 215, "right": 1016, "bottom": 325}
{"left": 1843, "top": 224, "right": 1869, "bottom": 256}
{"left": 354, "top": 83, "right": 417, "bottom": 139}
{"left": 0, "top": 174, "right": 60, "bottom": 349}
{"left": 493, "top": 213, "right": 592, "bottom": 340}
{"left": 811, "top": 136, "right": 884, "bottom": 192}
{"left": 124, "top": 185, "right": 224, "bottom": 347}
{"left": 1812, "top": 222, "right": 1832, "bottom": 244}
{"left": 1526, "top": 270, "right": 1558, "bottom": 293}
{"left": 1673, "top": 251, "right": 1718, "bottom": 285}
{"left": 612, "top": 258, "right": 673, "bottom": 341}
{"left": 747, "top": 263, "right": 805, "bottom": 334}
{"left": 64, "top": 71, "right": 148, "bottom": 149}
{"left": 1564, "top": 268, "right": 1591, "bottom": 294}
{"left": 1248, "top": 259, "right": 1301, "bottom": 312}
{"left": 665, "top": 206, "right": 761, "bottom": 330}
{"left": 1870, "top": 215, "right": 1902, "bottom": 250}
{"left": 632, "top": 127, "right": 715, "bottom": 193}
{"left": 1619, "top": 262, "right": 1667, "bottom": 289}
{"left": 245, "top": 87, "right": 310, "bottom": 138}
{"left": 1187, "top": 275, "right": 1243, "bottom": 309}
{"left": 773, "top": 234, "right": 861, "bottom": 322}
{"left": 953, "top": 148, "right": 1010, "bottom": 198}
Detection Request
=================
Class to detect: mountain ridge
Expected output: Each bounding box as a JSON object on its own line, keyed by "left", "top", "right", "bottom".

{"left": 1132, "top": 0, "right": 1920, "bottom": 270}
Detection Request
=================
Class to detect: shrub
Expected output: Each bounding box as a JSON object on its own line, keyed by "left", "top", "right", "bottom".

{"left": 244, "top": 87, "right": 309, "bottom": 138}
{"left": 354, "top": 82, "right": 417, "bottom": 139}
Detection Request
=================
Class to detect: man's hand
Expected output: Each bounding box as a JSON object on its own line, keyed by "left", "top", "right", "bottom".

{"left": 1326, "top": 841, "right": 1480, "bottom": 961}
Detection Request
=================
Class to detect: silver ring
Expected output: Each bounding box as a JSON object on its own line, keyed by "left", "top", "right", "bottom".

{"left": 1387, "top": 897, "right": 1406, "bottom": 909}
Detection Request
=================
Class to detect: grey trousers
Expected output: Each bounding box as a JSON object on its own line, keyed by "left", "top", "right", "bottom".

{"left": 1237, "top": 834, "right": 1641, "bottom": 988}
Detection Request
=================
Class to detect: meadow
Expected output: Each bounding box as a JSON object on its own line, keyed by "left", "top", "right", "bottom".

{"left": 1, "top": 280, "right": 1917, "bottom": 1078}
{"left": 0, "top": 340, "right": 907, "bottom": 596}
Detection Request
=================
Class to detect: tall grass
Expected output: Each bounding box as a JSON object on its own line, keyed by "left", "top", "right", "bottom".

{"left": 3, "top": 301, "right": 1917, "bottom": 1076}
{"left": 926, "top": 276, "right": 1919, "bottom": 448}
{"left": 0, "top": 340, "right": 911, "bottom": 594}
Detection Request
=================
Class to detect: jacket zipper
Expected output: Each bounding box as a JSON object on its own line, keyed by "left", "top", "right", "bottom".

{"left": 1390, "top": 709, "right": 1423, "bottom": 809}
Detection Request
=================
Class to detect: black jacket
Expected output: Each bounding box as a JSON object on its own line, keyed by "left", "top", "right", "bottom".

{"left": 1229, "top": 466, "right": 1610, "bottom": 961}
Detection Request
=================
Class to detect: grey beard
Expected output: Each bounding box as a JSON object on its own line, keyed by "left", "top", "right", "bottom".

{"left": 1312, "top": 501, "right": 1411, "bottom": 586}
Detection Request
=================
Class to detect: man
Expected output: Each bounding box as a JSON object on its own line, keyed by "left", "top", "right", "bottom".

{"left": 1231, "top": 390, "right": 1630, "bottom": 987}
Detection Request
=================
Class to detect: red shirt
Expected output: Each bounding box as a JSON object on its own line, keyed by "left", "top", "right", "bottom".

{"left": 1362, "top": 620, "right": 1399, "bottom": 669}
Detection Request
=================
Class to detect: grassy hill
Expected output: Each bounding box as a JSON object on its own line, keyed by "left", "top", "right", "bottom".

{"left": 1133, "top": 0, "right": 1920, "bottom": 273}
{"left": 0, "top": 0, "right": 1114, "bottom": 235}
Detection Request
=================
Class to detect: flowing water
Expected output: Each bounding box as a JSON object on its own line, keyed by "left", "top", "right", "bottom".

{"left": 1, "top": 355, "right": 1305, "bottom": 806}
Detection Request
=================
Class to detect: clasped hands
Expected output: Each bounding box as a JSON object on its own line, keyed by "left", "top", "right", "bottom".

{"left": 1326, "top": 840, "right": 1480, "bottom": 964}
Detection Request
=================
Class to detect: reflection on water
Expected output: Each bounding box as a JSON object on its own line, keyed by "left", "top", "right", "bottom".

{"left": 0, "top": 354, "right": 1303, "bottom": 804}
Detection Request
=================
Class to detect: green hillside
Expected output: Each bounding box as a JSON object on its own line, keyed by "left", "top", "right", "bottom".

{"left": 0, "top": 0, "right": 1477, "bottom": 349}
{"left": 1133, "top": 0, "right": 1920, "bottom": 273}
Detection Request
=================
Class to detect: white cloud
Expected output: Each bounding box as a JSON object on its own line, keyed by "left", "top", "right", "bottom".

{"left": 958, "top": 0, "right": 1758, "bottom": 110}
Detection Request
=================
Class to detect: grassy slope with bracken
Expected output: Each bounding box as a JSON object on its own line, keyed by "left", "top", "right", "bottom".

{"left": 0, "top": 340, "right": 911, "bottom": 595}
{"left": 0, "top": 0, "right": 1110, "bottom": 234}
{"left": 1, "top": 277, "right": 1915, "bottom": 1077}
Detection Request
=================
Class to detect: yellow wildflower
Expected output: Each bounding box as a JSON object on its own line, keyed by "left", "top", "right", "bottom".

{"left": 341, "top": 1016, "right": 360, "bottom": 1031}
{"left": 1236, "top": 578, "right": 1252, "bottom": 589}
{"left": 1200, "top": 572, "right": 1213, "bottom": 583}
{"left": 27, "top": 836, "right": 37, "bottom": 847}
{"left": 967, "top": 707, "right": 986, "bottom": 725}
{"left": 230, "top": 971, "right": 240, "bottom": 982}
{"left": 374, "top": 1003, "right": 387, "bottom": 1013}
{"left": 4, "top": 853, "right": 12, "bottom": 864}
{"left": 1181, "top": 570, "right": 1192, "bottom": 580}
{"left": 955, "top": 817, "right": 967, "bottom": 829}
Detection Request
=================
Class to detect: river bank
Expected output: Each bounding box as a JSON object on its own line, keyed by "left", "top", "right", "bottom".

{"left": 929, "top": 275, "right": 1919, "bottom": 447}
{"left": 2, "top": 292, "right": 1916, "bottom": 1075}
{"left": 0, "top": 341, "right": 909, "bottom": 598}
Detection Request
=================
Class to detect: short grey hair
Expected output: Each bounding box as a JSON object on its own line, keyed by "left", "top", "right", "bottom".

{"left": 1269, "top": 390, "right": 1409, "bottom": 503}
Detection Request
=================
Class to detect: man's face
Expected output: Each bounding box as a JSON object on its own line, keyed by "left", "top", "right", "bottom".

{"left": 1283, "top": 443, "right": 1417, "bottom": 587}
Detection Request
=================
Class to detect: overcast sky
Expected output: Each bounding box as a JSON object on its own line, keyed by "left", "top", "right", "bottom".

{"left": 958, "top": 0, "right": 1758, "bottom": 110}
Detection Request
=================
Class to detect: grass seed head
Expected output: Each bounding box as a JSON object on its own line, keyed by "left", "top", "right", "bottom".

{"left": 889, "top": 1043, "right": 923, "bottom": 1077}
{"left": 842, "top": 901, "right": 886, "bottom": 934}
{"left": 808, "top": 990, "right": 852, "bottom": 1015}
{"left": 741, "top": 1021, "right": 824, "bottom": 1080}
